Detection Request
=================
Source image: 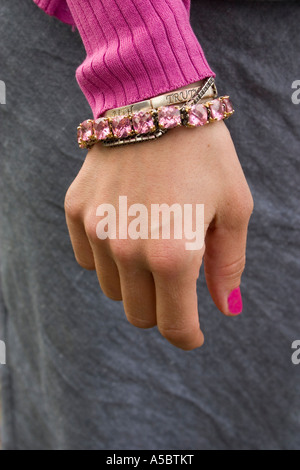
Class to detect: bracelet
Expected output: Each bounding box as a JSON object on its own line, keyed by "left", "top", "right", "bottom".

{"left": 77, "top": 78, "right": 217, "bottom": 149}
{"left": 102, "top": 77, "right": 217, "bottom": 147}
{"left": 77, "top": 95, "right": 234, "bottom": 150}
{"left": 98, "top": 78, "right": 217, "bottom": 147}
{"left": 102, "top": 78, "right": 217, "bottom": 118}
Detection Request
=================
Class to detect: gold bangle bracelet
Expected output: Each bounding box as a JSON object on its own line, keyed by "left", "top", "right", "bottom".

{"left": 102, "top": 78, "right": 218, "bottom": 119}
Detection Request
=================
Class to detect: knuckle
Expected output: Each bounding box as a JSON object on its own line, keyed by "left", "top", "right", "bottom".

{"left": 64, "top": 185, "right": 82, "bottom": 221}
{"left": 102, "top": 287, "right": 122, "bottom": 302}
{"left": 75, "top": 256, "right": 95, "bottom": 271}
{"left": 126, "top": 314, "right": 156, "bottom": 329}
{"left": 246, "top": 191, "right": 254, "bottom": 213}
{"left": 218, "top": 254, "right": 246, "bottom": 280}
{"left": 223, "top": 182, "right": 254, "bottom": 228}
{"left": 158, "top": 324, "right": 199, "bottom": 349}
{"left": 109, "top": 239, "right": 137, "bottom": 265}
{"left": 237, "top": 189, "right": 254, "bottom": 221}
{"left": 159, "top": 327, "right": 183, "bottom": 343}
{"left": 147, "top": 242, "right": 190, "bottom": 276}
{"left": 228, "top": 196, "right": 254, "bottom": 228}
{"left": 240, "top": 192, "right": 254, "bottom": 221}
{"left": 84, "top": 216, "right": 100, "bottom": 244}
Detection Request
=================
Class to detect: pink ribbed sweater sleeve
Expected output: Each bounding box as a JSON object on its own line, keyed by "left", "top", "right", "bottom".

{"left": 33, "top": 0, "right": 214, "bottom": 119}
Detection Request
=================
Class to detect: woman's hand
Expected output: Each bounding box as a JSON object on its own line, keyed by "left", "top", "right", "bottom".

{"left": 65, "top": 121, "right": 253, "bottom": 350}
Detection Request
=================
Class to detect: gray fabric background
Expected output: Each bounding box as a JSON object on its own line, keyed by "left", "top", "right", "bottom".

{"left": 0, "top": 0, "right": 299, "bottom": 450}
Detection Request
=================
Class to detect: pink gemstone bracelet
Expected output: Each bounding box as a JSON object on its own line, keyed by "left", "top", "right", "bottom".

{"left": 77, "top": 96, "right": 234, "bottom": 150}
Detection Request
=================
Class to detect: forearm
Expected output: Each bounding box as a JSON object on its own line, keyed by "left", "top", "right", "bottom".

{"left": 34, "top": 0, "right": 214, "bottom": 118}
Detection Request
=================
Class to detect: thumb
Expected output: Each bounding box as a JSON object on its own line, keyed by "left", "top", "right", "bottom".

{"left": 204, "top": 213, "right": 251, "bottom": 316}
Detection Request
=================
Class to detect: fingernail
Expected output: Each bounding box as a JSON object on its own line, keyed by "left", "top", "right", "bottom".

{"left": 228, "top": 287, "right": 243, "bottom": 315}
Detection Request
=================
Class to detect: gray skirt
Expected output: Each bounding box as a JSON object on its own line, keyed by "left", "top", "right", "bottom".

{"left": 0, "top": 0, "right": 299, "bottom": 450}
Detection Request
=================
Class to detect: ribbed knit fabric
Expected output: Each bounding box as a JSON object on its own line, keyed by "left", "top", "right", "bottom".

{"left": 33, "top": 0, "right": 75, "bottom": 25}
{"left": 33, "top": 0, "right": 214, "bottom": 118}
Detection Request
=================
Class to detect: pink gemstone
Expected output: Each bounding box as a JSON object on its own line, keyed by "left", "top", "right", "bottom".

{"left": 132, "top": 111, "right": 156, "bottom": 135}
{"left": 94, "top": 118, "right": 111, "bottom": 140}
{"left": 158, "top": 106, "right": 181, "bottom": 129}
{"left": 78, "top": 120, "right": 94, "bottom": 142}
{"left": 209, "top": 99, "right": 225, "bottom": 121}
{"left": 223, "top": 97, "right": 234, "bottom": 114}
{"left": 188, "top": 103, "right": 208, "bottom": 127}
{"left": 111, "top": 116, "right": 133, "bottom": 138}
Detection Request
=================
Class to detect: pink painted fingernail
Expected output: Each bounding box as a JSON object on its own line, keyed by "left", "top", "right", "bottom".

{"left": 228, "top": 287, "right": 243, "bottom": 315}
